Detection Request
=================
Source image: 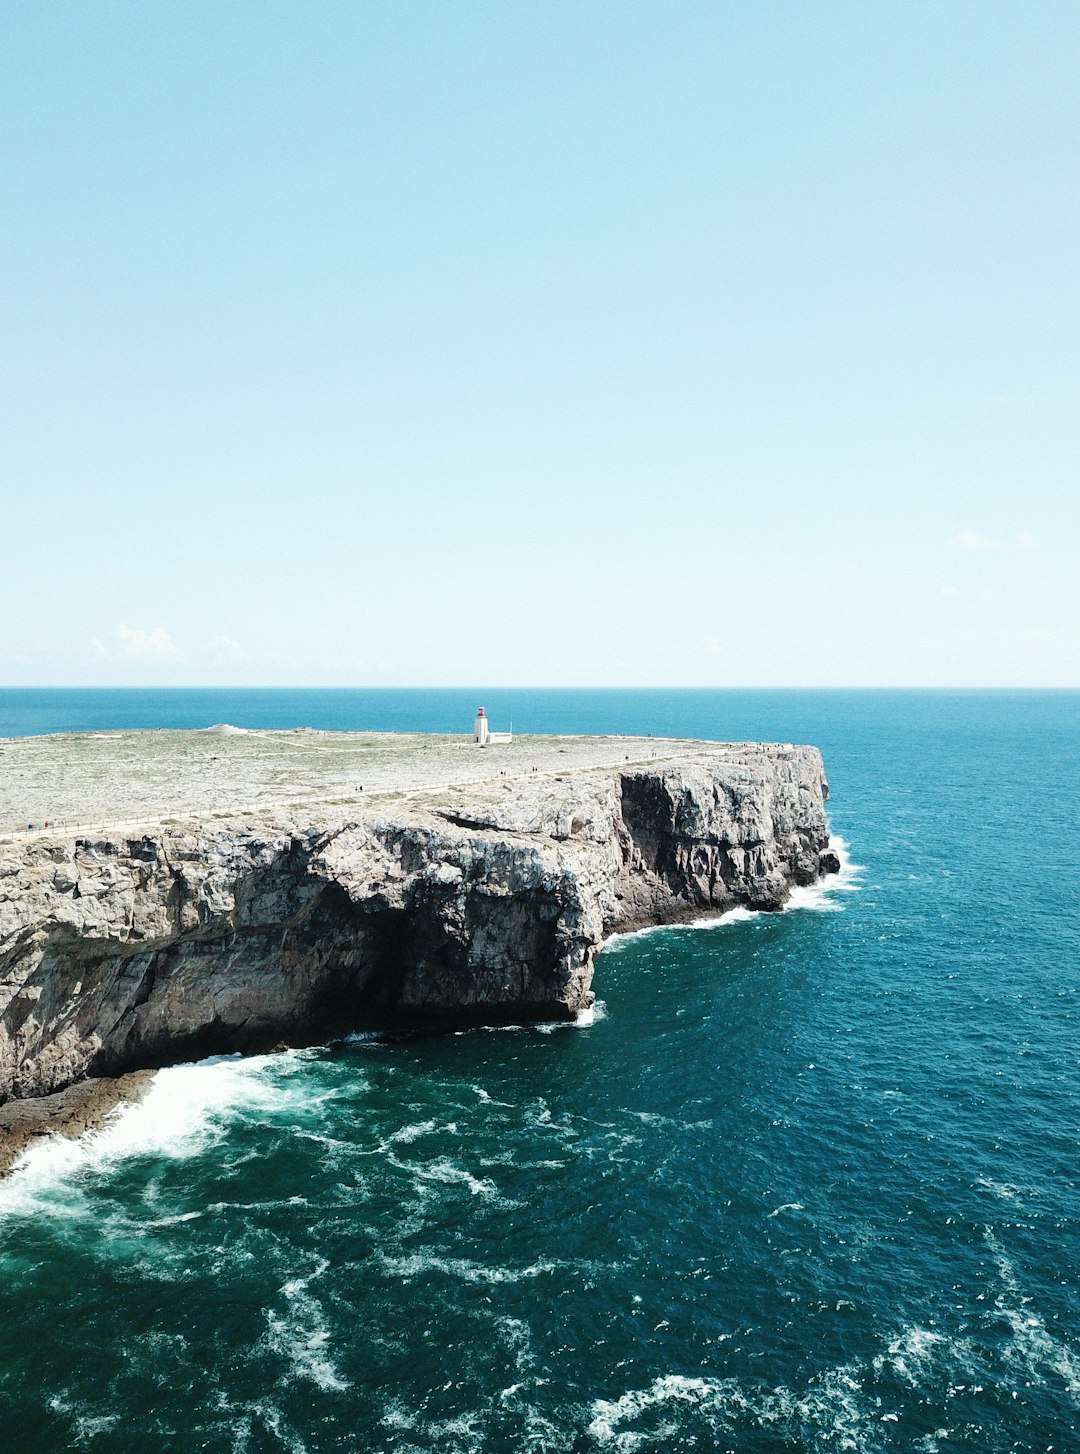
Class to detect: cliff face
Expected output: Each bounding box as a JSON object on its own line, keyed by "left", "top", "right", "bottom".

{"left": 0, "top": 745, "right": 836, "bottom": 1103}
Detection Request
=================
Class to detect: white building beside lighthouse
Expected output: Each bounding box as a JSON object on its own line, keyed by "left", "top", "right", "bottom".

{"left": 472, "top": 706, "right": 511, "bottom": 746}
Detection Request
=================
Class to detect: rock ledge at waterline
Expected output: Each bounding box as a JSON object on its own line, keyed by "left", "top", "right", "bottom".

{"left": 0, "top": 730, "right": 839, "bottom": 1104}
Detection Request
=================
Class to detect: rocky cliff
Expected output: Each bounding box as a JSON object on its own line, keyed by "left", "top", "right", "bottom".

{"left": 0, "top": 742, "right": 837, "bottom": 1104}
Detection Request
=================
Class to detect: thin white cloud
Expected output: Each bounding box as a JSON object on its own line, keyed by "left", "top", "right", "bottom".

{"left": 91, "top": 625, "right": 183, "bottom": 661}
{"left": 951, "top": 531, "right": 1037, "bottom": 553}
{"left": 206, "top": 636, "right": 244, "bottom": 664}
{"left": 116, "top": 625, "right": 181, "bottom": 659}
{"left": 938, "top": 585, "right": 962, "bottom": 598}
{"left": 952, "top": 530, "right": 996, "bottom": 553}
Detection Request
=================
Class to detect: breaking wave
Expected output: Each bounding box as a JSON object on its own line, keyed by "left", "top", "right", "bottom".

{"left": 264, "top": 1259, "right": 350, "bottom": 1393}
{"left": 604, "top": 833, "right": 863, "bottom": 949}
{"left": 587, "top": 1290, "right": 1079, "bottom": 1452}
{"left": 0, "top": 1050, "right": 322, "bottom": 1218}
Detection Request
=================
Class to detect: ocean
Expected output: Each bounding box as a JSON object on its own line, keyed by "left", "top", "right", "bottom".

{"left": 0, "top": 688, "right": 1077, "bottom": 1453}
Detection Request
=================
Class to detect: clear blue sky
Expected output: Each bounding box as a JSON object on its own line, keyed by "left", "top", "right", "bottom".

{"left": 3, "top": 2, "right": 1078, "bottom": 686}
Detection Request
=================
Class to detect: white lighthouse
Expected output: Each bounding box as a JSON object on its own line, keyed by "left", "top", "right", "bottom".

{"left": 473, "top": 706, "right": 490, "bottom": 746}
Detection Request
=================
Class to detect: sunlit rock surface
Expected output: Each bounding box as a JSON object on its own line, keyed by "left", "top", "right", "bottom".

{"left": 0, "top": 732, "right": 836, "bottom": 1102}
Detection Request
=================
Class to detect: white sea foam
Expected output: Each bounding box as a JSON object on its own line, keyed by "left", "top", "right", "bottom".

{"left": 381, "top": 1397, "right": 488, "bottom": 1452}
{"left": 532, "top": 996, "right": 609, "bottom": 1032}
{"left": 379, "top": 1117, "right": 440, "bottom": 1148}
{"left": 379, "top": 1251, "right": 564, "bottom": 1285}
{"left": 873, "top": 1326, "right": 953, "bottom": 1386}
{"left": 48, "top": 1395, "right": 122, "bottom": 1445}
{"left": 379, "top": 1250, "right": 607, "bottom": 1290}
{"left": 587, "top": 1374, "right": 747, "bottom": 1449}
{"left": 234, "top": 1400, "right": 311, "bottom": 1454}
{"left": 604, "top": 836, "right": 863, "bottom": 951}
{"left": 392, "top": 1153, "right": 500, "bottom": 1199}
{"left": 264, "top": 1258, "right": 350, "bottom": 1393}
{"left": 587, "top": 1288, "right": 1076, "bottom": 1453}
{"left": 783, "top": 882, "right": 842, "bottom": 912}
{"left": 587, "top": 1364, "right": 890, "bottom": 1453}
{"left": 0, "top": 1051, "right": 313, "bottom": 1218}
{"left": 145, "top": 1209, "right": 203, "bottom": 1228}
{"left": 603, "top": 904, "right": 757, "bottom": 949}
{"left": 495, "top": 1314, "right": 538, "bottom": 1375}
{"left": 468, "top": 999, "right": 609, "bottom": 1036}
{"left": 986, "top": 1232, "right": 1080, "bottom": 1400}
{"left": 783, "top": 835, "right": 864, "bottom": 915}
{"left": 975, "top": 1174, "right": 1023, "bottom": 1201}
{"left": 629, "top": 1110, "right": 705, "bottom": 1131}
{"left": 470, "top": 1084, "right": 514, "bottom": 1108}
{"left": 576, "top": 998, "right": 608, "bottom": 1027}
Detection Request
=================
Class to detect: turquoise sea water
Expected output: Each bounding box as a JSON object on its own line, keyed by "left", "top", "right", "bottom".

{"left": 1, "top": 689, "right": 1078, "bottom": 1453}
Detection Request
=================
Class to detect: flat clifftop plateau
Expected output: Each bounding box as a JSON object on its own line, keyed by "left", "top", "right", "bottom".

{"left": 0, "top": 733, "right": 839, "bottom": 1106}
{"left": 1, "top": 727, "right": 745, "bottom": 840}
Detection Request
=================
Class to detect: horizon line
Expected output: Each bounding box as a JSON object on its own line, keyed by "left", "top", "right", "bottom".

{"left": 2, "top": 684, "right": 1079, "bottom": 694}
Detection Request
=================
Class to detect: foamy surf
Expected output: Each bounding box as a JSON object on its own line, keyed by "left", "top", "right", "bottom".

{"left": 603, "top": 904, "right": 758, "bottom": 949}
{"left": 265, "top": 1259, "right": 351, "bottom": 1393}
{"left": 784, "top": 834, "right": 864, "bottom": 914}
{"left": 377, "top": 1251, "right": 597, "bottom": 1285}
{"left": 0, "top": 1050, "right": 313, "bottom": 1218}
{"left": 575, "top": 998, "right": 608, "bottom": 1027}
{"left": 585, "top": 1330, "right": 938, "bottom": 1452}
{"left": 604, "top": 835, "right": 861, "bottom": 949}
{"left": 467, "top": 998, "right": 609, "bottom": 1036}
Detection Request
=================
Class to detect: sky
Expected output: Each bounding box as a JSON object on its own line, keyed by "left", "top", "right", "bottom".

{"left": 2, "top": 2, "right": 1078, "bottom": 687}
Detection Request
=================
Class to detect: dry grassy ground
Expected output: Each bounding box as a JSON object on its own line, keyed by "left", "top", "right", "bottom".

{"left": 0, "top": 728, "right": 762, "bottom": 842}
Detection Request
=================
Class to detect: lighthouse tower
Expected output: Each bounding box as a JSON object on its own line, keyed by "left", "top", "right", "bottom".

{"left": 473, "top": 707, "right": 489, "bottom": 746}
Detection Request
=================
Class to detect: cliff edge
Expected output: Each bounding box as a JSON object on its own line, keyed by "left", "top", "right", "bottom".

{"left": 0, "top": 734, "right": 838, "bottom": 1104}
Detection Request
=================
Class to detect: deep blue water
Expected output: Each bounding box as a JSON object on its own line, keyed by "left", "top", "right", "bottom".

{"left": 1, "top": 689, "right": 1078, "bottom": 1453}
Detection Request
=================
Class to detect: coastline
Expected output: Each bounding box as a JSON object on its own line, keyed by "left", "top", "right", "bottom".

{"left": 0, "top": 1070, "right": 154, "bottom": 1176}
{"left": 1, "top": 730, "right": 837, "bottom": 1163}
{"left": 0, "top": 836, "right": 861, "bottom": 1180}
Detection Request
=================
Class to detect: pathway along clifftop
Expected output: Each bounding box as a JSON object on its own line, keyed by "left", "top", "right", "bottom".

{"left": 0, "top": 732, "right": 839, "bottom": 1106}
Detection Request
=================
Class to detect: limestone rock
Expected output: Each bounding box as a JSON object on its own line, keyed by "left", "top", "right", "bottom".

{"left": 0, "top": 743, "right": 836, "bottom": 1104}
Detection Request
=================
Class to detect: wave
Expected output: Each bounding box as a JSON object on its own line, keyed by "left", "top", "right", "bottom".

{"left": 384, "top": 1151, "right": 507, "bottom": 1202}
{"left": 0, "top": 1050, "right": 318, "bottom": 1219}
{"left": 467, "top": 998, "right": 609, "bottom": 1037}
{"left": 264, "top": 1258, "right": 351, "bottom": 1393}
{"left": 587, "top": 1272, "right": 1079, "bottom": 1452}
{"left": 378, "top": 1252, "right": 568, "bottom": 1285}
{"left": 586, "top": 1356, "right": 906, "bottom": 1452}
{"left": 784, "top": 833, "right": 864, "bottom": 914}
{"left": 576, "top": 998, "right": 608, "bottom": 1027}
{"left": 603, "top": 904, "right": 757, "bottom": 949}
{"left": 985, "top": 1231, "right": 1080, "bottom": 1400}
{"left": 48, "top": 1396, "right": 122, "bottom": 1445}
{"left": 605, "top": 835, "right": 863, "bottom": 950}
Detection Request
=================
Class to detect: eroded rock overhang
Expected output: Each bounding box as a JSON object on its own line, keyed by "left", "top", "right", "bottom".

{"left": 0, "top": 738, "right": 838, "bottom": 1102}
